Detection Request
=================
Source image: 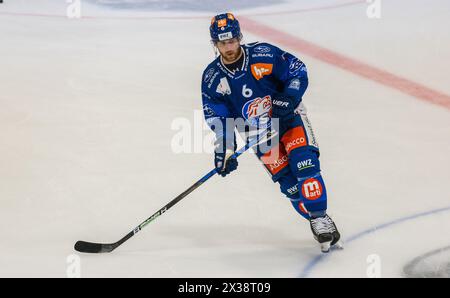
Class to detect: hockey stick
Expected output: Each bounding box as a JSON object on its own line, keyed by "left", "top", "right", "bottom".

{"left": 74, "top": 128, "right": 274, "bottom": 253}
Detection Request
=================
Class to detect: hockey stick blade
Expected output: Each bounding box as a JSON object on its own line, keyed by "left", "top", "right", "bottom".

{"left": 74, "top": 241, "right": 117, "bottom": 253}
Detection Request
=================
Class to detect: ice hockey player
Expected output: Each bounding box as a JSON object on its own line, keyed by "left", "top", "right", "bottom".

{"left": 201, "top": 13, "right": 342, "bottom": 253}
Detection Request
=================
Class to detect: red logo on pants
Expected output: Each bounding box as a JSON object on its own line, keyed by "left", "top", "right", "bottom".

{"left": 281, "top": 127, "right": 307, "bottom": 154}
{"left": 301, "top": 178, "right": 323, "bottom": 201}
{"left": 261, "top": 144, "right": 289, "bottom": 175}
{"left": 260, "top": 126, "right": 308, "bottom": 175}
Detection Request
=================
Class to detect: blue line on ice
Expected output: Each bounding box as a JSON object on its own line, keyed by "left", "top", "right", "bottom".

{"left": 299, "top": 205, "right": 450, "bottom": 277}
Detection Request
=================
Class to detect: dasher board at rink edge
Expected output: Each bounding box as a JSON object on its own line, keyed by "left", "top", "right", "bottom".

{"left": 85, "top": 0, "right": 281, "bottom": 11}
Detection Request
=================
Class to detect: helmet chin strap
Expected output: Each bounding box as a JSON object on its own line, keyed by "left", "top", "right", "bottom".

{"left": 211, "top": 41, "right": 219, "bottom": 58}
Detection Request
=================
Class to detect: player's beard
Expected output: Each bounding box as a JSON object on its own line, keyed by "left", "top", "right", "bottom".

{"left": 222, "top": 47, "right": 242, "bottom": 64}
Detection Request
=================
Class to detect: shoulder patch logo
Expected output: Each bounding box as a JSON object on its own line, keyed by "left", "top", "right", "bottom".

{"left": 251, "top": 63, "right": 273, "bottom": 80}
{"left": 204, "top": 68, "right": 215, "bottom": 83}
{"left": 288, "top": 78, "right": 301, "bottom": 90}
{"left": 289, "top": 59, "right": 305, "bottom": 75}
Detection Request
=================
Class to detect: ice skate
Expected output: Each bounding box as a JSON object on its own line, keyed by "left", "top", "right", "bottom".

{"left": 310, "top": 214, "right": 343, "bottom": 253}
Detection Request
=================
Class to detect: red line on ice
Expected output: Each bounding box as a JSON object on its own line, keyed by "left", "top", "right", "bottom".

{"left": 239, "top": 17, "right": 450, "bottom": 110}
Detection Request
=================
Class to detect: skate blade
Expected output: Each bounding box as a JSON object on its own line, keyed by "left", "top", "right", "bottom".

{"left": 332, "top": 240, "right": 344, "bottom": 250}
{"left": 320, "top": 242, "right": 331, "bottom": 253}
{"left": 320, "top": 240, "right": 344, "bottom": 253}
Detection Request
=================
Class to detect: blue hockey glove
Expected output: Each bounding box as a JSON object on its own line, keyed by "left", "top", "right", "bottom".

{"left": 271, "top": 92, "right": 299, "bottom": 122}
{"left": 215, "top": 149, "right": 238, "bottom": 177}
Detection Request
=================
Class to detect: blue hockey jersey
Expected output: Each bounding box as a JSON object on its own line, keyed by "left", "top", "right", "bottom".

{"left": 201, "top": 42, "right": 309, "bottom": 150}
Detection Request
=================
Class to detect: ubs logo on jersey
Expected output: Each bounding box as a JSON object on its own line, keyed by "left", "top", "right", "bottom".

{"left": 242, "top": 95, "right": 272, "bottom": 126}
{"left": 251, "top": 63, "right": 273, "bottom": 80}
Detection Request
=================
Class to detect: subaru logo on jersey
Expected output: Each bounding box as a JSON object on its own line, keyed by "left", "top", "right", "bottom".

{"left": 254, "top": 45, "right": 271, "bottom": 53}
{"left": 242, "top": 95, "right": 272, "bottom": 126}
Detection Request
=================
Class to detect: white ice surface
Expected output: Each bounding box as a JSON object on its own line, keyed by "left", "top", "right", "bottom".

{"left": 0, "top": 0, "right": 449, "bottom": 277}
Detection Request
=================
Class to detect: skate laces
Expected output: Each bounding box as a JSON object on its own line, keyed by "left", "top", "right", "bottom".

{"left": 311, "top": 215, "right": 336, "bottom": 234}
